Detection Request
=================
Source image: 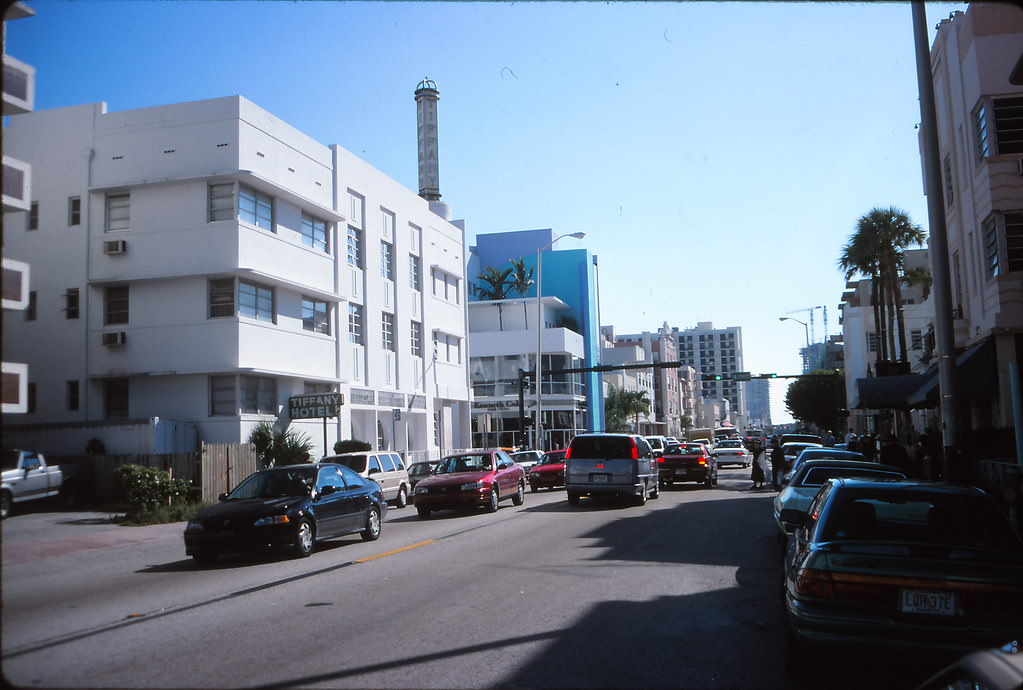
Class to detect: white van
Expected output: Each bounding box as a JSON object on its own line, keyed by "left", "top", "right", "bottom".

{"left": 322, "top": 451, "right": 411, "bottom": 508}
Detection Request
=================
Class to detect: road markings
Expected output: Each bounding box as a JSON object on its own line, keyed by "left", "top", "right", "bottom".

{"left": 355, "top": 539, "right": 435, "bottom": 563}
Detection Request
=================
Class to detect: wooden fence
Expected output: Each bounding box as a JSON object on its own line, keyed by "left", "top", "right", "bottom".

{"left": 51, "top": 443, "right": 258, "bottom": 504}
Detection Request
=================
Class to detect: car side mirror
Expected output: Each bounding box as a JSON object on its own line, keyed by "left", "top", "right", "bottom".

{"left": 218, "top": 492, "right": 229, "bottom": 502}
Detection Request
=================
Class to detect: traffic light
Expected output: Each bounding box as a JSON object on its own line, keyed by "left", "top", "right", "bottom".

{"left": 701, "top": 373, "right": 722, "bottom": 382}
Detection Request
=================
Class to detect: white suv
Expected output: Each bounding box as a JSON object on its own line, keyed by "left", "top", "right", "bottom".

{"left": 322, "top": 451, "right": 411, "bottom": 508}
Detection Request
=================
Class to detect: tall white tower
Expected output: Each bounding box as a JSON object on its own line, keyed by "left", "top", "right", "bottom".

{"left": 415, "top": 78, "right": 450, "bottom": 219}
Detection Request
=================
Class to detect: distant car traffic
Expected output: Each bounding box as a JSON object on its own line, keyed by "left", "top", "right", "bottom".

{"left": 781, "top": 479, "right": 1023, "bottom": 677}
{"left": 528, "top": 450, "right": 567, "bottom": 492}
{"left": 710, "top": 438, "right": 751, "bottom": 468}
{"left": 645, "top": 436, "right": 669, "bottom": 458}
{"left": 412, "top": 450, "right": 526, "bottom": 518}
{"left": 407, "top": 461, "right": 438, "bottom": 491}
{"left": 658, "top": 442, "right": 717, "bottom": 488}
{"left": 773, "top": 459, "right": 905, "bottom": 540}
{"left": 783, "top": 448, "right": 869, "bottom": 484}
{"left": 183, "top": 463, "right": 386, "bottom": 563}
{"left": 510, "top": 450, "right": 546, "bottom": 475}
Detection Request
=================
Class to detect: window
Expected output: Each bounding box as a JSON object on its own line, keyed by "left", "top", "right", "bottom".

{"left": 409, "top": 254, "right": 421, "bottom": 290}
{"left": 210, "top": 375, "right": 235, "bottom": 416}
{"left": 238, "top": 281, "right": 274, "bottom": 322}
{"left": 106, "top": 193, "right": 130, "bottom": 232}
{"left": 208, "top": 279, "right": 234, "bottom": 318}
{"left": 983, "top": 216, "right": 999, "bottom": 278}
{"left": 346, "top": 226, "right": 363, "bottom": 268}
{"left": 239, "top": 185, "right": 273, "bottom": 231}
{"left": 67, "top": 380, "right": 79, "bottom": 411}
{"left": 992, "top": 96, "right": 1023, "bottom": 155}
{"left": 301, "top": 213, "right": 328, "bottom": 252}
{"left": 382, "top": 312, "right": 395, "bottom": 351}
{"left": 65, "top": 288, "right": 79, "bottom": 319}
{"left": 411, "top": 320, "right": 423, "bottom": 357}
{"left": 974, "top": 102, "right": 990, "bottom": 159}
{"left": 25, "top": 291, "right": 36, "bottom": 321}
{"left": 105, "top": 286, "right": 129, "bottom": 325}
{"left": 867, "top": 332, "right": 879, "bottom": 353}
{"left": 348, "top": 303, "right": 364, "bottom": 343}
{"left": 380, "top": 241, "right": 394, "bottom": 280}
{"left": 208, "top": 183, "right": 234, "bottom": 221}
{"left": 68, "top": 196, "right": 81, "bottom": 226}
{"left": 302, "top": 297, "right": 330, "bottom": 334}
{"left": 28, "top": 201, "right": 38, "bottom": 231}
{"left": 910, "top": 329, "right": 924, "bottom": 351}
{"left": 953, "top": 251, "right": 964, "bottom": 316}
{"left": 1006, "top": 212, "right": 1023, "bottom": 273}
{"left": 240, "top": 375, "right": 276, "bottom": 414}
{"left": 104, "top": 378, "right": 129, "bottom": 418}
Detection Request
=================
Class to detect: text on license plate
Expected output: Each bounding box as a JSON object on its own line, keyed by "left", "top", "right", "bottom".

{"left": 675, "top": 469, "right": 688, "bottom": 476}
{"left": 590, "top": 473, "right": 610, "bottom": 483}
{"left": 899, "top": 588, "right": 956, "bottom": 616}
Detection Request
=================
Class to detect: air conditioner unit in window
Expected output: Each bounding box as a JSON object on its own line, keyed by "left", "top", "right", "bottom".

{"left": 103, "top": 239, "right": 127, "bottom": 255}
{"left": 102, "top": 331, "right": 126, "bottom": 347}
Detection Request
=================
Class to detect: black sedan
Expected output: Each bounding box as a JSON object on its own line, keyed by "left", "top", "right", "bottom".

{"left": 184, "top": 463, "right": 385, "bottom": 563}
{"left": 781, "top": 479, "right": 1023, "bottom": 677}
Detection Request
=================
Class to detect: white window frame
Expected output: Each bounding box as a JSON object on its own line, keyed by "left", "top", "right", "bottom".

{"left": 302, "top": 297, "right": 330, "bottom": 334}
{"left": 238, "top": 280, "right": 274, "bottom": 323}
{"left": 106, "top": 193, "right": 130, "bottom": 232}
{"left": 301, "top": 213, "right": 329, "bottom": 253}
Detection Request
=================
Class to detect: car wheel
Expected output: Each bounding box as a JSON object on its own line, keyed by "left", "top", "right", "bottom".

{"left": 634, "top": 488, "right": 647, "bottom": 506}
{"left": 416, "top": 505, "right": 431, "bottom": 519}
{"left": 486, "top": 487, "right": 499, "bottom": 513}
{"left": 0, "top": 491, "right": 11, "bottom": 520}
{"left": 293, "top": 518, "right": 315, "bottom": 558}
{"left": 361, "top": 506, "right": 382, "bottom": 541}
{"left": 567, "top": 491, "right": 580, "bottom": 506}
{"left": 394, "top": 485, "right": 408, "bottom": 509}
{"left": 512, "top": 481, "right": 525, "bottom": 506}
{"left": 650, "top": 482, "right": 660, "bottom": 499}
{"left": 529, "top": 483, "right": 538, "bottom": 493}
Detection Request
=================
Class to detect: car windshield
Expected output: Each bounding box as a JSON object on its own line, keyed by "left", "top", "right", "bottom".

{"left": 543, "top": 451, "right": 566, "bottom": 463}
{"left": 409, "top": 463, "right": 434, "bottom": 478}
{"left": 675, "top": 444, "right": 704, "bottom": 454}
{"left": 718, "top": 441, "right": 742, "bottom": 448}
{"left": 228, "top": 468, "right": 316, "bottom": 499}
{"left": 569, "top": 436, "right": 636, "bottom": 459}
{"left": 821, "top": 489, "right": 1023, "bottom": 552}
{"left": 436, "top": 454, "right": 493, "bottom": 474}
{"left": 798, "top": 467, "right": 905, "bottom": 487}
{"left": 332, "top": 455, "right": 368, "bottom": 473}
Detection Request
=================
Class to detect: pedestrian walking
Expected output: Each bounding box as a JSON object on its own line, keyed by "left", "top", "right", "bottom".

{"left": 770, "top": 441, "right": 786, "bottom": 490}
{"left": 880, "top": 435, "right": 909, "bottom": 474}
{"left": 861, "top": 434, "right": 877, "bottom": 461}
{"left": 749, "top": 440, "right": 765, "bottom": 489}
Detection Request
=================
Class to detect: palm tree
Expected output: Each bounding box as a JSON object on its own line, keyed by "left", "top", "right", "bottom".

{"left": 838, "top": 207, "right": 926, "bottom": 367}
{"left": 476, "top": 266, "right": 513, "bottom": 330}
{"left": 508, "top": 258, "right": 535, "bottom": 327}
{"left": 249, "top": 421, "right": 314, "bottom": 467}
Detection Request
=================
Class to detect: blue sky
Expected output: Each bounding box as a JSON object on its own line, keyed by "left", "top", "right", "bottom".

{"left": 7, "top": 0, "right": 968, "bottom": 423}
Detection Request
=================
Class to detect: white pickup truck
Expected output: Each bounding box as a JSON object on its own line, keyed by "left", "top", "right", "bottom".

{"left": 1, "top": 449, "right": 81, "bottom": 519}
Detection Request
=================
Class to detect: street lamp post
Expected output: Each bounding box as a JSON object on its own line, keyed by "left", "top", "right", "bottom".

{"left": 779, "top": 317, "right": 811, "bottom": 372}
{"left": 535, "top": 231, "right": 586, "bottom": 450}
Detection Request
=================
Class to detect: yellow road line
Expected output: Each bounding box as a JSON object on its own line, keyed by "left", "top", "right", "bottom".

{"left": 355, "top": 540, "right": 436, "bottom": 563}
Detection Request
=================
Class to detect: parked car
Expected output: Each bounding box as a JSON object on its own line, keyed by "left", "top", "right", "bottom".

{"left": 412, "top": 449, "right": 525, "bottom": 518}
{"left": 773, "top": 459, "right": 905, "bottom": 540}
{"left": 528, "top": 450, "right": 567, "bottom": 492}
{"left": 2, "top": 449, "right": 83, "bottom": 519}
{"left": 916, "top": 645, "right": 1023, "bottom": 690}
{"left": 781, "top": 479, "right": 1023, "bottom": 677}
{"left": 710, "top": 438, "right": 751, "bottom": 468}
{"left": 407, "top": 460, "right": 438, "bottom": 491}
{"left": 781, "top": 442, "right": 823, "bottom": 471}
{"left": 183, "top": 463, "right": 385, "bottom": 563}
{"left": 564, "top": 433, "right": 659, "bottom": 506}
{"left": 511, "top": 450, "right": 546, "bottom": 475}
{"left": 645, "top": 435, "right": 669, "bottom": 458}
{"left": 658, "top": 442, "right": 717, "bottom": 488}
{"left": 322, "top": 451, "right": 411, "bottom": 508}
{"left": 783, "top": 447, "right": 869, "bottom": 484}
{"left": 780, "top": 433, "right": 824, "bottom": 446}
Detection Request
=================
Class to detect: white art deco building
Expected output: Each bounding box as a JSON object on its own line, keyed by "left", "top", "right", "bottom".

{"left": 1, "top": 92, "right": 471, "bottom": 458}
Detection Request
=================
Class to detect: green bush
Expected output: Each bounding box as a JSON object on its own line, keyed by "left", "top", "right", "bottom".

{"left": 112, "top": 464, "right": 191, "bottom": 516}
{"left": 116, "top": 501, "right": 210, "bottom": 526}
{"left": 249, "top": 421, "right": 314, "bottom": 467}
{"left": 334, "top": 439, "right": 372, "bottom": 454}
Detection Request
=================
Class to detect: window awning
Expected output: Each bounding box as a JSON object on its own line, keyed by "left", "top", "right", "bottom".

{"left": 855, "top": 373, "right": 932, "bottom": 410}
{"left": 906, "top": 339, "right": 997, "bottom": 406}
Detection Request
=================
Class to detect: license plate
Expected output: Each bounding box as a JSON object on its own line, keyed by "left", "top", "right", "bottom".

{"left": 899, "top": 588, "right": 956, "bottom": 616}
{"left": 591, "top": 473, "right": 610, "bottom": 483}
{"left": 675, "top": 469, "right": 688, "bottom": 476}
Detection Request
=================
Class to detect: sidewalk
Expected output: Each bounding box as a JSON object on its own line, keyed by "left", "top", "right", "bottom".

{"left": 2, "top": 511, "right": 184, "bottom": 565}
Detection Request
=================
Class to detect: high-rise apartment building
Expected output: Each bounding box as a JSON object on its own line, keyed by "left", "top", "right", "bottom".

{"left": 674, "top": 322, "right": 746, "bottom": 426}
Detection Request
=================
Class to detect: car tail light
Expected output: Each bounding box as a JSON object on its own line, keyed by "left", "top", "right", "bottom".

{"left": 698, "top": 459, "right": 707, "bottom": 466}
{"left": 596, "top": 464, "right": 605, "bottom": 468}
{"left": 565, "top": 447, "right": 573, "bottom": 460}
{"left": 629, "top": 440, "right": 639, "bottom": 460}
{"left": 794, "top": 568, "right": 835, "bottom": 598}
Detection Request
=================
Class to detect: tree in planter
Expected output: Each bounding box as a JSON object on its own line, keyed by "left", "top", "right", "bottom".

{"left": 248, "top": 421, "right": 314, "bottom": 467}
{"left": 334, "top": 439, "right": 372, "bottom": 454}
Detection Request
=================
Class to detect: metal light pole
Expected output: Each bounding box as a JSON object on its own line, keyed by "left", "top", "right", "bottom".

{"left": 535, "top": 231, "right": 586, "bottom": 450}
{"left": 780, "top": 317, "right": 811, "bottom": 373}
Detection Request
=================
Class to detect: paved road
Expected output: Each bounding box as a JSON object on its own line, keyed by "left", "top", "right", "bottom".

{"left": 1, "top": 469, "right": 950, "bottom": 689}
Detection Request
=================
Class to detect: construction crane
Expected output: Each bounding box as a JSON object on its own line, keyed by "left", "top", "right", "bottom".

{"left": 785, "top": 306, "right": 827, "bottom": 344}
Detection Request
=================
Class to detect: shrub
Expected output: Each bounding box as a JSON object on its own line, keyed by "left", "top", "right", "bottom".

{"left": 334, "top": 439, "right": 372, "bottom": 454}
{"left": 112, "top": 464, "right": 191, "bottom": 516}
{"left": 248, "top": 421, "right": 314, "bottom": 467}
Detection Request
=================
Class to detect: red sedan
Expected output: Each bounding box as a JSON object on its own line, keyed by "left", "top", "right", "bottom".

{"left": 528, "top": 449, "right": 567, "bottom": 492}
{"left": 412, "top": 449, "right": 526, "bottom": 518}
{"left": 658, "top": 442, "right": 718, "bottom": 488}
